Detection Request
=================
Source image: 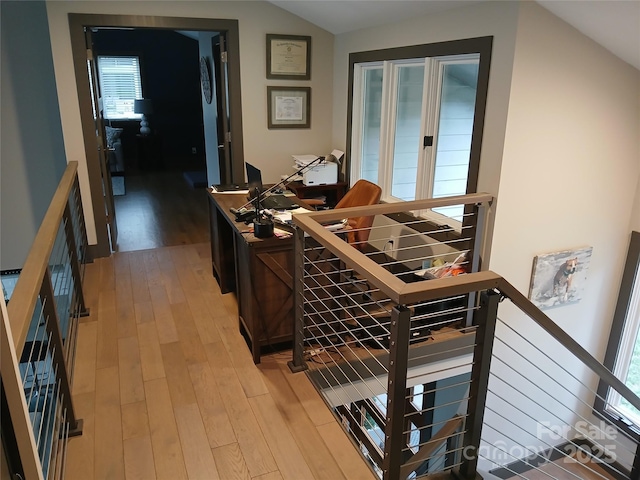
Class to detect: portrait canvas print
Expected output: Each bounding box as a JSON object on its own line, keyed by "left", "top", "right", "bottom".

{"left": 528, "top": 246, "right": 593, "bottom": 310}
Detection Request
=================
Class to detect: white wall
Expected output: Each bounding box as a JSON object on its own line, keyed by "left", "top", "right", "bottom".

{"left": 482, "top": 1, "right": 640, "bottom": 462}
{"left": 631, "top": 177, "right": 640, "bottom": 232}
{"left": 45, "top": 0, "right": 335, "bottom": 244}
{"left": 198, "top": 32, "right": 222, "bottom": 186}
{"left": 493, "top": 0, "right": 640, "bottom": 357}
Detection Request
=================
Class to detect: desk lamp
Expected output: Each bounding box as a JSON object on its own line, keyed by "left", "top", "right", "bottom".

{"left": 252, "top": 187, "right": 275, "bottom": 238}
{"left": 229, "top": 155, "right": 334, "bottom": 223}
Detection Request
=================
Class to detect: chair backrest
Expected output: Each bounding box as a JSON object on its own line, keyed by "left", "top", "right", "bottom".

{"left": 335, "top": 179, "right": 382, "bottom": 250}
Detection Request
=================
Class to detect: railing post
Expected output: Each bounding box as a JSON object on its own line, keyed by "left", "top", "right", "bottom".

{"left": 40, "top": 268, "right": 83, "bottom": 436}
{"left": 454, "top": 289, "right": 500, "bottom": 480}
{"left": 63, "top": 203, "right": 89, "bottom": 317}
{"left": 288, "top": 227, "right": 308, "bottom": 372}
{"left": 631, "top": 446, "right": 640, "bottom": 480}
{"left": 1, "top": 308, "right": 45, "bottom": 480}
{"left": 383, "top": 305, "right": 411, "bottom": 480}
{"left": 465, "top": 201, "right": 488, "bottom": 328}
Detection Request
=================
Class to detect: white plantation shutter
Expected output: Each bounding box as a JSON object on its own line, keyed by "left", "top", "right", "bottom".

{"left": 97, "top": 56, "right": 143, "bottom": 119}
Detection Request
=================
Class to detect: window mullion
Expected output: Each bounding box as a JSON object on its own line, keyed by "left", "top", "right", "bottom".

{"left": 417, "top": 57, "right": 436, "bottom": 201}
{"left": 350, "top": 64, "right": 365, "bottom": 184}
{"left": 379, "top": 61, "right": 396, "bottom": 200}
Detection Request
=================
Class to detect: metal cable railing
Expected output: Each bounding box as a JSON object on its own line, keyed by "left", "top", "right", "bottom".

{"left": 290, "top": 193, "right": 640, "bottom": 480}
{"left": 478, "top": 313, "right": 637, "bottom": 480}
{"left": 1, "top": 161, "right": 87, "bottom": 480}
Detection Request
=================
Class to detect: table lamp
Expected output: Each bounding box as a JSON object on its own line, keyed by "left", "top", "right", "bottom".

{"left": 134, "top": 99, "right": 153, "bottom": 135}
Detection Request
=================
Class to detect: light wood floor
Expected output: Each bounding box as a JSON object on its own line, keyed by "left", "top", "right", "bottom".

{"left": 65, "top": 242, "right": 377, "bottom": 480}
{"left": 113, "top": 170, "right": 210, "bottom": 252}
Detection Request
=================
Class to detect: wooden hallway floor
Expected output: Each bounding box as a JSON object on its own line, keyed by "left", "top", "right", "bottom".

{"left": 65, "top": 242, "right": 376, "bottom": 480}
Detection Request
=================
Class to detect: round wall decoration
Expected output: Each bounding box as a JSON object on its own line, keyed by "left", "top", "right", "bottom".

{"left": 200, "top": 56, "right": 213, "bottom": 104}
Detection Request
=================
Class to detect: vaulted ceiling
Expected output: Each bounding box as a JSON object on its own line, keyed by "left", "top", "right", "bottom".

{"left": 267, "top": 0, "right": 640, "bottom": 71}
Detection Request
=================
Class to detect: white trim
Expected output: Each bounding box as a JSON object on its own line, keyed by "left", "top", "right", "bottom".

{"left": 608, "top": 265, "right": 640, "bottom": 426}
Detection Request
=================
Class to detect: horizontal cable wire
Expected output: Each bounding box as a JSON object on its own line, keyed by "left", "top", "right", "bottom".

{"left": 484, "top": 384, "right": 629, "bottom": 479}
{"left": 401, "top": 443, "right": 467, "bottom": 471}
{"left": 302, "top": 274, "right": 390, "bottom": 394}
{"left": 303, "top": 257, "right": 393, "bottom": 357}
{"left": 402, "top": 415, "right": 469, "bottom": 454}
{"left": 487, "top": 365, "right": 631, "bottom": 470}
{"left": 477, "top": 440, "right": 559, "bottom": 480}
{"left": 480, "top": 418, "right": 613, "bottom": 480}
{"left": 403, "top": 396, "right": 472, "bottom": 429}
{"left": 491, "top": 342, "right": 637, "bottom": 459}
{"left": 405, "top": 378, "right": 472, "bottom": 402}
{"left": 495, "top": 317, "right": 639, "bottom": 452}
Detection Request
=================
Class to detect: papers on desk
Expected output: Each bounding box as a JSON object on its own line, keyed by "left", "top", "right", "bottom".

{"left": 269, "top": 207, "right": 313, "bottom": 225}
{"left": 269, "top": 207, "right": 347, "bottom": 232}
{"left": 292, "top": 154, "right": 320, "bottom": 168}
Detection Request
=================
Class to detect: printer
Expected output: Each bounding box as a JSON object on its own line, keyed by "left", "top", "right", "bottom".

{"left": 302, "top": 162, "right": 338, "bottom": 185}
{"left": 293, "top": 152, "right": 341, "bottom": 186}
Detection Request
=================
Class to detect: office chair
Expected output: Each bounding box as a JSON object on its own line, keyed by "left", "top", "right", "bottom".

{"left": 335, "top": 179, "right": 382, "bottom": 250}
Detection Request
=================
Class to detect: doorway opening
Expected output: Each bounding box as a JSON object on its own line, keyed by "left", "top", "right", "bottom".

{"left": 69, "top": 14, "right": 245, "bottom": 258}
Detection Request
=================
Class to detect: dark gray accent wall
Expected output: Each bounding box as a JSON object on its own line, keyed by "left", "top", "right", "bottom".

{"left": 1, "top": 1, "right": 67, "bottom": 270}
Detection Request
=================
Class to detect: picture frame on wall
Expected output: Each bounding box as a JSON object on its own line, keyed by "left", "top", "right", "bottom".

{"left": 266, "top": 34, "right": 311, "bottom": 80}
{"left": 267, "top": 86, "right": 311, "bottom": 129}
{"left": 528, "top": 246, "right": 593, "bottom": 310}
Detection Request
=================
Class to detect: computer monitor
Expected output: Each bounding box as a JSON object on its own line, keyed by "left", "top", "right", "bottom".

{"left": 246, "top": 162, "right": 263, "bottom": 196}
{"left": 244, "top": 162, "right": 298, "bottom": 210}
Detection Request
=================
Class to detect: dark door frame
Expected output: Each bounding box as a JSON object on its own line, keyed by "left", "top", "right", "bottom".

{"left": 68, "top": 13, "right": 245, "bottom": 260}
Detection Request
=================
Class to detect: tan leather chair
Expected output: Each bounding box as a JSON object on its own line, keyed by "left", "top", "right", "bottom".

{"left": 335, "top": 179, "right": 382, "bottom": 250}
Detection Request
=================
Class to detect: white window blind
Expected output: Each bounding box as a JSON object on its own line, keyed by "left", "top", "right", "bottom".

{"left": 97, "top": 56, "right": 143, "bottom": 120}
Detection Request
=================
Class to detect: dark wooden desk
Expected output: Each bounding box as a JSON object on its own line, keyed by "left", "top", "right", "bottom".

{"left": 208, "top": 191, "right": 299, "bottom": 363}
{"left": 287, "top": 181, "right": 347, "bottom": 208}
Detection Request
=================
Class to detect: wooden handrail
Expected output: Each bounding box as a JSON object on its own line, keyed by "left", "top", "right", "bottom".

{"left": 498, "top": 278, "right": 640, "bottom": 413}
{"left": 293, "top": 200, "right": 499, "bottom": 304}
{"left": 296, "top": 192, "right": 494, "bottom": 225}
{"left": 7, "top": 161, "right": 79, "bottom": 351}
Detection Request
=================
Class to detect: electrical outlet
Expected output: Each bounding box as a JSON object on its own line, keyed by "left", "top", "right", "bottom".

{"left": 388, "top": 235, "right": 398, "bottom": 259}
{"left": 191, "top": 147, "right": 197, "bottom": 154}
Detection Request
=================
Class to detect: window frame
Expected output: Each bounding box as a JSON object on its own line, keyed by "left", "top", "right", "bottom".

{"left": 595, "top": 231, "right": 640, "bottom": 440}
{"left": 345, "top": 37, "right": 493, "bottom": 222}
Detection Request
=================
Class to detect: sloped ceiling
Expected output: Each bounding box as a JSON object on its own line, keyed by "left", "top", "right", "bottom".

{"left": 266, "top": 0, "right": 640, "bottom": 71}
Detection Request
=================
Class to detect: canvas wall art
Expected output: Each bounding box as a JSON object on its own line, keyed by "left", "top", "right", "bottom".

{"left": 528, "top": 246, "right": 593, "bottom": 310}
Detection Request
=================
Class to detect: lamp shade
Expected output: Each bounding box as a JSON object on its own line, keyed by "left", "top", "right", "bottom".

{"left": 134, "top": 99, "right": 153, "bottom": 115}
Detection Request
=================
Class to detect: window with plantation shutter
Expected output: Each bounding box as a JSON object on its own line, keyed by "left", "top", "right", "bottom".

{"left": 97, "top": 56, "right": 143, "bottom": 120}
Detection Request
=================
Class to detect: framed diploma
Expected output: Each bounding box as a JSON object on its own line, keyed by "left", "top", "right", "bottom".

{"left": 267, "top": 86, "right": 311, "bottom": 129}
{"left": 266, "top": 34, "right": 311, "bottom": 80}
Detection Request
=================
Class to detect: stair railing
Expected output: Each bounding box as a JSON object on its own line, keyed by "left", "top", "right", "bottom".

{"left": 1, "top": 161, "right": 87, "bottom": 480}
{"left": 289, "top": 193, "right": 640, "bottom": 480}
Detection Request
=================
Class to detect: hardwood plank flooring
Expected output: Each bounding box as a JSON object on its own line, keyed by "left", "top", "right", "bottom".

{"left": 113, "top": 170, "right": 210, "bottom": 252}
{"left": 66, "top": 243, "right": 376, "bottom": 480}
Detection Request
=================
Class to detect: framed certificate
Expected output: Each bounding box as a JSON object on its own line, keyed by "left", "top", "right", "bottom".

{"left": 267, "top": 86, "right": 311, "bottom": 129}
{"left": 266, "top": 34, "right": 311, "bottom": 80}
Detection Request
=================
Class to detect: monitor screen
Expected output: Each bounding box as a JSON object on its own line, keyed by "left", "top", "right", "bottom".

{"left": 245, "top": 162, "right": 263, "bottom": 200}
